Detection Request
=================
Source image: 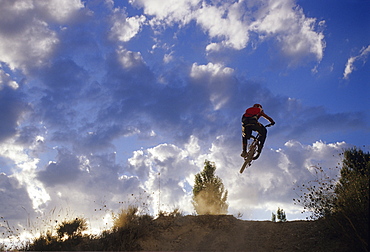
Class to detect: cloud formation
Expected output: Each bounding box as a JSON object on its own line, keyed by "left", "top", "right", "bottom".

{"left": 131, "top": 0, "right": 325, "bottom": 63}
{"left": 0, "top": 0, "right": 367, "bottom": 245}
{"left": 0, "top": 72, "right": 30, "bottom": 142}
{"left": 0, "top": 0, "right": 84, "bottom": 71}
{"left": 343, "top": 45, "right": 370, "bottom": 79}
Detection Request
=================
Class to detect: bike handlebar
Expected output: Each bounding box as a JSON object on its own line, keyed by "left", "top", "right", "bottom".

{"left": 245, "top": 123, "right": 275, "bottom": 127}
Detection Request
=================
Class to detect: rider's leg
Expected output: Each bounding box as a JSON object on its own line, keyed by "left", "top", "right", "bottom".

{"left": 255, "top": 124, "right": 267, "bottom": 152}
{"left": 241, "top": 140, "right": 248, "bottom": 158}
{"left": 249, "top": 124, "right": 267, "bottom": 160}
{"left": 241, "top": 125, "right": 252, "bottom": 157}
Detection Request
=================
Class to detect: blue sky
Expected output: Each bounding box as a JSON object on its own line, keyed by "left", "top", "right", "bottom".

{"left": 0, "top": 0, "right": 369, "bottom": 242}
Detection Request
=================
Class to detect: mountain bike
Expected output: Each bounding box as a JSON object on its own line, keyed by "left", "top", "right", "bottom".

{"left": 240, "top": 123, "right": 273, "bottom": 174}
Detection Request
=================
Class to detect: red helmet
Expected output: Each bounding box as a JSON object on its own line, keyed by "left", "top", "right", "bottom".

{"left": 253, "top": 103, "right": 262, "bottom": 108}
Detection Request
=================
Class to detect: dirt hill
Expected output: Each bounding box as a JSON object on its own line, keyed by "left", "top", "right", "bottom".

{"left": 138, "top": 215, "right": 352, "bottom": 251}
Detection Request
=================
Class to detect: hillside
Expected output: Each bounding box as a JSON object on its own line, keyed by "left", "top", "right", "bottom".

{"left": 28, "top": 214, "right": 356, "bottom": 251}
{"left": 138, "top": 215, "right": 351, "bottom": 251}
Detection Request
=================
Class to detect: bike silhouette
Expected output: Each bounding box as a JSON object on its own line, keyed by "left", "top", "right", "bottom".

{"left": 240, "top": 123, "right": 273, "bottom": 173}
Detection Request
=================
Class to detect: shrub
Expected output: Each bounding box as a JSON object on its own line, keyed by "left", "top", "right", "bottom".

{"left": 29, "top": 217, "right": 87, "bottom": 251}
{"left": 104, "top": 206, "right": 153, "bottom": 251}
{"left": 57, "top": 217, "right": 87, "bottom": 240}
{"left": 158, "top": 208, "right": 183, "bottom": 218}
{"left": 28, "top": 206, "right": 154, "bottom": 251}
{"left": 112, "top": 206, "right": 139, "bottom": 231}
{"left": 293, "top": 165, "right": 337, "bottom": 219}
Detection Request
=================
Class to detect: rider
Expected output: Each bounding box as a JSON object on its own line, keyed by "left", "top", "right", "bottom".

{"left": 241, "top": 104, "right": 275, "bottom": 160}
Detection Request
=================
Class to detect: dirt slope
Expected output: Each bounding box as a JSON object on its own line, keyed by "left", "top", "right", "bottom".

{"left": 139, "top": 215, "right": 351, "bottom": 251}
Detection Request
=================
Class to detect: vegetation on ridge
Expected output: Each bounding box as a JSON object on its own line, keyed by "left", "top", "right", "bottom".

{"left": 294, "top": 148, "right": 369, "bottom": 251}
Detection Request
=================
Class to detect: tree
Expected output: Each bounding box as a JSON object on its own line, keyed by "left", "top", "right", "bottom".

{"left": 332, "top": 148, "right": 369, "bottom": 251}
{"left": 272, "top": 208, "right": 287, "bottom": 222}
{"left": 192, "top": 160, "right": 228, "bottom": 215}
{"left": 276, "top": 207, "right": 287, "bottom": 222}
{"left": 271, "top": 212, "right": 276, "bottom": 222}
{"left": 294, "top": 148, "right": 369, "bottom": 251}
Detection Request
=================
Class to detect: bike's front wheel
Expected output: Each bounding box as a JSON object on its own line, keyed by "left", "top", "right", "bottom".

{"left": 245, "top": 141, "right": 257, "bottom": 163}
{"left": 239, "top": 142, "right": 257, "bottom": 173}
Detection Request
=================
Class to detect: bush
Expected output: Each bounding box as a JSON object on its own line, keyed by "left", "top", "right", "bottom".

{"left": 293, "top": 165, "right": 337, "bottom": 219}
{"left": 102, "top": 206, "right": 153, "bottom": 251}
{"left": 28, "top": 206, "right": 155, "bottom": 251}
{"left": 158, "top": 208, "right": 184, "bottom": 218}
{"left": 29, "top": 217, "right": 87, "bottom": 251}
{"left": 57, "top": 217, "right": 87, "bottom": 240}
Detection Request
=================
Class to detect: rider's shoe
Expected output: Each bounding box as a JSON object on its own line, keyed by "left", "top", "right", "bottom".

{"left": 240, "top": 151, "right": 247, "bottom": 158}
{"left": 252, "top": 152, "right": 260, "bottom": 160}
{"left": 253, "top": 144, "right": 263, "bottom": 160}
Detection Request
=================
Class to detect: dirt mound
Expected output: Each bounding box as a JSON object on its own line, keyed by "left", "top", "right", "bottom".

{"left": 139, "top": 215, "right": 351, "bottom": 251}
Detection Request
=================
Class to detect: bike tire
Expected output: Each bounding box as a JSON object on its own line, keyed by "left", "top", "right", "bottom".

{"left": 246, "top": 141, "right": 257, "bottom": 162}
{"left": 240, "top": 140, "right": 258, "bottom": 173}
{"left": 240, "top": 159, "right": 250, "bottom": 173}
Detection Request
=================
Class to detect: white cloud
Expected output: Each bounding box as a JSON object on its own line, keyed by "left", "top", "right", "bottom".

{"left": 35, "top": 0, "right": 84, "bottom": 23}
{"left": 123, "top": 135, "right": 348, "bottom": 220}
{"left": 195, "top": 1, "right": 250, "bottom": 50}
{"left": 249, "top": 0, "right": 325, "bottom": 63}
{"left": 190, "top": 62, "right": 234, "bottom": 78}
{"left": 0, "top": 75, "right": 31, "bottom": 142}
{"left": 343, "top": 45, "right": 370, "bottom": 79}
{"left": 0, "top": 68, "right": 19, "bottom": 90}
{"left": 0, "top": 0, "right": 83, "bottom": 72}
{"left": 205, "top": 42, "right": 223, "bottom": 52}
{"left": 129, "top": 0, "right": 200, "bottom": 26}
{"left": 116, "top": 47, "right": 145, "bottom": 68}
{"left": 131, "top": 0, "right": 250, "bottom": 49}
{"left": 128, "top": 142, "right": 199, "bottom": 214}
{"left": 0, "top": 18, "right": 58, "bottom": 71}
{"left": 190, "top": 62, "right": 235, "bottom": 110}
{"left": 0, "top": 136, "right": 50, "bottom": 212}
{"left": 129, "top": 0, "right": 325, "bottom": 64}
{"left": 198, "top": 137, "right": 347, "bottom": 219}
{"left": 163, "top": 52, "right": 174, "bottom": 63}
{"left": 184, "top": 135, "right": 201, "bottom": 156}
{"left": 109, "top": 8, "right": 146, "bottom": 42}
{"left": 0, "top": 173, "right": 34, "bottom": 220}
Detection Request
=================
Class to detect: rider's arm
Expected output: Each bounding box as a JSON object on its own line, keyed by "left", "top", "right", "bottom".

{"left": 261, "top": 111, "right": 275, "bottom": 125}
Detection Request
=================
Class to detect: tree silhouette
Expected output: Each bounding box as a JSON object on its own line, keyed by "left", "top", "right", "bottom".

{"left": 277, "top": 207, "right": 287, "bottom": 222}
{"left": 192, "top": 160, "right": 228, "bottom": 215}
{"left": 294, "top": 148, "right": 369, "bottom": 251}
{"left": 333, "top": 148, "right": 369, "bottom": 251}
{"left": 272, "top": 208, "right": 287, "bottom": 222}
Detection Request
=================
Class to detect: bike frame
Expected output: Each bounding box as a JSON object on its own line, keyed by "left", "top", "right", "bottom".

{"left": 240, "top": 123, "right": 273, "bottom": 173}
